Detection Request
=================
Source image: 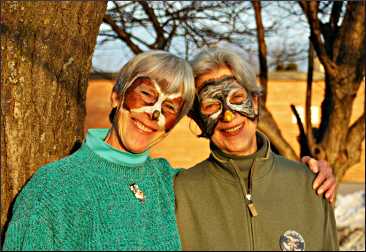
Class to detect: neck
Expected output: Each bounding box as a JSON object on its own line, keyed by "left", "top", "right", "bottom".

{"left": 222, "top": 135, "right": 258, "bottom": 157}
{"left": 104, "top": 128, "right": 128, "bottom": 153}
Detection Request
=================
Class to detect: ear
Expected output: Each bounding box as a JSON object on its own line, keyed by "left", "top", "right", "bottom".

{"left": 111, "top": 91, "right": 121, "bottom": 108}
{"left": 253, "top": 95, "right": 259, "bottom": 114}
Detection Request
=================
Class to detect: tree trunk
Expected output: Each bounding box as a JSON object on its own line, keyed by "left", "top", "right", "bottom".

{"left": 298, "top": 0, "right": 365, "bottom": 183}
{"left": 0, "top": 1, "right": 107, "bottom": 237}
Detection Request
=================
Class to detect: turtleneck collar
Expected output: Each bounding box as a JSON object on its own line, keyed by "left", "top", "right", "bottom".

{"left": 85, "top": 128, "right": 149, "bottom": 167}
{"left": 209, "top": 130, "right": 273, "bottom": 182}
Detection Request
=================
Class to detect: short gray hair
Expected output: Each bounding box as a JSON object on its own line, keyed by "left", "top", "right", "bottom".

{"left": 190, "top": 47, "right": 262, "bottom": 95}
{"left": 113, "top": 50, "right": 195, "bottom": 122}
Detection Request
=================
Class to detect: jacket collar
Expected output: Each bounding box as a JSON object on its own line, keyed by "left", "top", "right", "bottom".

{"left": 209, "top": 130, "right": 274, "bottom": 182}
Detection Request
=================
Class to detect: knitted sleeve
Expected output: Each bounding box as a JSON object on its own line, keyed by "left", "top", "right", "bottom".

{"left": 2, "top": 168, "right": 55, "bottom": 251}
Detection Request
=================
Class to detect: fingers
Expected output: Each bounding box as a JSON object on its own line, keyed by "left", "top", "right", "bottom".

{"left": 326, "top": 183, "right": 337, "bottom": 204}
{"left": 312, "top": 159, "right": 333, "bottom": 189}
{"left": 301, "top": 156, "right": 319, "bottom": 173}
{"left": 317, "top": 176, "right": 336, "bottom": 196}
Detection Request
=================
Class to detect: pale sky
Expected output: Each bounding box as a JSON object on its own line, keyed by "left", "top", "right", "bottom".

{"left": 91, "top": 1, "right": 310, "bottom": 73}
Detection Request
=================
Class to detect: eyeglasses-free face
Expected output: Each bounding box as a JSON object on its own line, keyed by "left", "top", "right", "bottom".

{"left": 194, "top": 66, "right": 259, "bottom": 156}
{"left": 198, "top": 76, "right": 257, "bottom": 137}
{"left": 124, "top": 76, "right": 184, "bottom": 132}
{"left": 109, "top": 75, "right": 185, "bottom": 153}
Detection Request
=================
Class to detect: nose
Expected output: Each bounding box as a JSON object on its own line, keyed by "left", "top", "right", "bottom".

{"left": 222, "top": 110, "right": 235, "bottom": 122}
{"left": 151, "top": 110, "right": 160, "bottom": 120}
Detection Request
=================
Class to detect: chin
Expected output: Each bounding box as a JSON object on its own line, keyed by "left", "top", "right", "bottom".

{"left": 125, "top": 143, "right": 149, "bottom": 153}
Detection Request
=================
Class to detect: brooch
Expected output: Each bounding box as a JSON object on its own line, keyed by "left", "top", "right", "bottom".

{"left": 129, "top": 183, "right": 145, "bottom": 203}
{"left": 279, "top": 230, "right": 305, "bottom": 251}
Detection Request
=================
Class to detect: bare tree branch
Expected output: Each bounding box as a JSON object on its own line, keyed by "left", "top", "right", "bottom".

{"left": 305, "top": 40, "right": 316, "bottom": 150}
{"left": 103, "top": 14, "right": 143, "bottom": 54}
{"left": 258, "top": 105, "right": 299, "bottom": 160}
{"left": 290, "top": 104, "right": 311, "bottom": 157}
{"left": 329, "top": 1, "right": 343, "bottom": 31}
{"left": 346, "top": 112, "right": 365, "bottom": 159}
{"left": 333, "top": 1, "right": 365, "bottom": 67}
{"left": 138, "top": 0, "right": 166, "bottom": 48}
{"left": 252, "top": 0, "right": 268, "bottom": 104}
{"left": 299, "top": 0, "right": 337, "bottom": 76}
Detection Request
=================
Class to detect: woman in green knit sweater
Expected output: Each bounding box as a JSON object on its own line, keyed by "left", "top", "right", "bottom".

{"left": 3, "top": 50, "right": 195, "bottom": 251}
{"left": 3, "top": 50, "right": 336, "bottom": 251}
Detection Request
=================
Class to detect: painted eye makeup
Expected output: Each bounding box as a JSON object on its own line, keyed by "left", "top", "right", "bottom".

{"left": 200, "top": 99, "right": 222, "bottom": 116}
{"left": 162, "top": 101, "right": 179, "bottom": 114}
{"left": 138, "top": 86, "right": 158, "bottom": 104}
{"left": 229, "top": 88, "right": 248, "bottom": 105}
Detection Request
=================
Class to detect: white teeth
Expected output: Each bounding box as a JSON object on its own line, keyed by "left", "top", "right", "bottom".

{"left": 135, "top": 120, "right": 153, "bottom": 133}
{"left": 223, "top": 124, "right": 242, "bottom": 133}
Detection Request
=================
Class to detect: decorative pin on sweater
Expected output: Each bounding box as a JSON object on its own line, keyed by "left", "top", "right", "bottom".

{"left": 129, "top": 183, "right": 145, "bottom": 203}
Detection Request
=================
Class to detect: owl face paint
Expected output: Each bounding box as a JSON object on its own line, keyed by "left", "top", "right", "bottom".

{"left": 198, "top": 76, "right": 258, "bottom": 137}
{"left": 123, "top": 76, "right": 184, "bottom": 132}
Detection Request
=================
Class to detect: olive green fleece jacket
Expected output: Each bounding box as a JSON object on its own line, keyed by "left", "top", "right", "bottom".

{"left": 174, "top": 131, "right": 338, "bottom": 251}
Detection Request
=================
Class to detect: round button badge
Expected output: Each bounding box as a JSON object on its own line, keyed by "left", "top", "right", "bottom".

{"left": 279, "top": 230, "right": 305, "bottom": 251}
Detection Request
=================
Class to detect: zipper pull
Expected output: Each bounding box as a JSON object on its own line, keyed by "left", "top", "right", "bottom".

{"left": 246, "top": 195, "right": 258, "bottom": 217}
{"left": 248, "top": 201, "right": 258, "bottom": 217}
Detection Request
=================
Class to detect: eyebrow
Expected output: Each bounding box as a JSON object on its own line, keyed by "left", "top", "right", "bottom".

{"left": 198, "top": 75, "right": 236, "bottom": 92}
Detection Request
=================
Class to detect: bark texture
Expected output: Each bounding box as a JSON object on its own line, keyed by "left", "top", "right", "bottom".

{"left": 298, "top": 0, "right": 365, "bottom": 181}
{"left": 0, "top": 1, "right": 107, "bottom": 236}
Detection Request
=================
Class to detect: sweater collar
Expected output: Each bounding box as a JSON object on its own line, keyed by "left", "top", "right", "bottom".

{"left": 209, "top": 130, "right": 273, "bottom": 182}
{"left": 85, "top": 128, "right": 149, "bottom": 167}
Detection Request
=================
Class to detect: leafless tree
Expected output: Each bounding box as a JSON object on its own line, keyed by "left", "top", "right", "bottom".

{"left": 100, "top": 1, "right": 276, "bottom": 59}
{"left": 296, "top": 0, "right": 365, "bottom": 181}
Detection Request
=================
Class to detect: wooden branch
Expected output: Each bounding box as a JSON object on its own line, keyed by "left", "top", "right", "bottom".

{"left": 305, "top": 40, "right": 316, "bottom": 149}
{"left": 164, "top": 21, "right": 177, "bottom": 49}
{"left": 299, "top": 0, "right": 337, "bottom": 76}
{"left": 329, "top": 1, "right": 343, "bottom": 31}
{"left": 333, "top": 1, "right": 365, "bottom": 65}
{"left": 252, "top": 0, "right": 268, "bottom": 104}
{"left": 346, "top": 112, "right": 365, "bottom": 157}
{"left": 290, "top": 104, "right": 311, "bottom": 157}
{"left": 258, "top": 104, "right": 299, "bottom": 160}
{"left": 103, "top": 14, "right": 143, "bottom": 54}
{"left": 138, "top": 1, "right": 166, "bottom": 48}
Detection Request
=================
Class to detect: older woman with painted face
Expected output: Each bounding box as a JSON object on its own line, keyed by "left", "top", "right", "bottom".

{"left": 174, "top": 47, "right": 338, "bottom": 251}
{"left": 3, "top": 50, "right": 195, "bottom": 251}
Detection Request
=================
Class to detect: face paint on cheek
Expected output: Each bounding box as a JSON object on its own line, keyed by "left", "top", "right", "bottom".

{"left": 163, "top": 96, "right": 184, "bottom": 131}
{"left": 198, "top": 78, "right": 259, "bottom": 137}
{"left": 123, "top": 83, "right": 146, "bottom": 111}
{"left": 129, "top": 82, "right": 182, "bottom": 132}
{"left": 198, "top": 81, "right": 235, "bottom": 136}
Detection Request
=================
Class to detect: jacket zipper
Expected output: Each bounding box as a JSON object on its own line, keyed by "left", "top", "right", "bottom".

{"left": 229, "top": 159, "right": 257, "bottom": 250}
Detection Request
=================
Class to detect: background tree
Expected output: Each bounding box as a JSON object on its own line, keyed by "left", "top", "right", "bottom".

{"left": 100, "top": 0, "right": 274, "bottom": 59}
{"left": 0, "top": 1, "right": 107, "bottom": 238}
{"left": 295, "top": 0, "right": 365, "bottom": 182}
{"left": 100, "top": 1, "right": 365, "bottom": 182}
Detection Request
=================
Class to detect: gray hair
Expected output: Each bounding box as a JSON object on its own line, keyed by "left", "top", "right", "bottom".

{"left": 190, "top": 47, "right": 262, "bottom": 95}
{"left": 113, "top": 50, "right": 195, "bottom": 122}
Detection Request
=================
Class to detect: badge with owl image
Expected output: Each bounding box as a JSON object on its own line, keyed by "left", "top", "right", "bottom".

{"left": 279, "top": 230, "right": 305, "bottom": 251}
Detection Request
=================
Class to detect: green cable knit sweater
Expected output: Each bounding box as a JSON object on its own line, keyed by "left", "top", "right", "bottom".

{"left": 3, "top": 129, "right": 182, "bottom": 251}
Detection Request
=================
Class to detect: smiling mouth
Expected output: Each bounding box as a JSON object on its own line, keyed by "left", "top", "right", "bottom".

{"left": 133, "top": 119, "right": 156, "bottom": 133}
{"left": 220, "top": 123, "right": 244, "bottom": 135}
